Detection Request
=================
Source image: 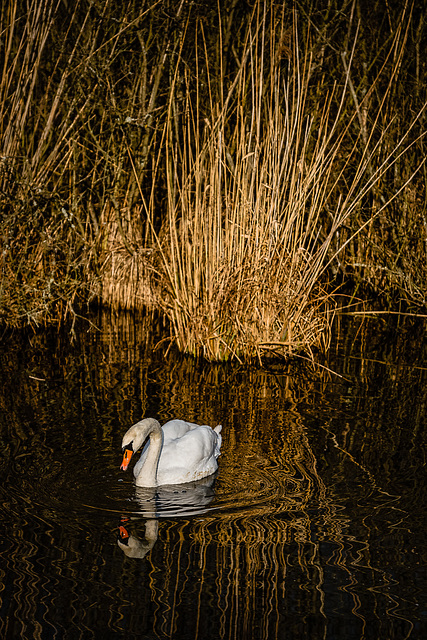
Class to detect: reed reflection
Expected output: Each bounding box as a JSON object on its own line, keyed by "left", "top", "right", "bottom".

{"left": 113, "top": 405, "right": 334, "bottom": 639}
{"left": 0, "top": 315, "right": 424, "bottom": 639}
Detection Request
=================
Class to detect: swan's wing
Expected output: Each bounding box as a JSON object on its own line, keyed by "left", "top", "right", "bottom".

{"left": 157, "top": 424, "right": 222, "bottom": 484}
{"left": 214, "top": 425, "right": 222, "bottom": 457}
{"left": 162, "top": 421, "right": 222, "bottom": 458}
{"left": 133, "top": 420, "right": 217, "bottom": 479}
{"left": 162, "top": 419, "right": 202, "bottom": 443}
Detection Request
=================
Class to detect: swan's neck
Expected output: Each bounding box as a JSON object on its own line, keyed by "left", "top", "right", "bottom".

{"left": 136, "top": 423, "right": 163, "bottom": 487}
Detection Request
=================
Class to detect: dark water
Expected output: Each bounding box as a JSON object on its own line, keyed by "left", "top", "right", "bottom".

{"left": 0, "top": 311, "right": 425, "bottom": 639}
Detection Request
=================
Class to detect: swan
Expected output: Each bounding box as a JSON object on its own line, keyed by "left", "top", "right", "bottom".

{"left": 120, "top": 417, "right": 222, "bottom": 487}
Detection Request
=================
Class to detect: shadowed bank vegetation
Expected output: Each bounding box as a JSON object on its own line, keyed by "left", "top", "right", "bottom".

{"left": 0, "top": 0, "right": 426, "bottom": 360}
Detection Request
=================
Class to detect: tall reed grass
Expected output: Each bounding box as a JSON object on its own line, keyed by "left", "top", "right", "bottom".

{"left": 155, "top": 4, "right": 426, "bottom": 360}
{"left": 0, "top": 0, "right": 426, "bottom": 360}
{"left": 0, "top": 0, "right": 171, "bottom": 323}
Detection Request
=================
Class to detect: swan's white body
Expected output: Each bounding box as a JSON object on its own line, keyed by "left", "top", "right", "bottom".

{"left": 120, "top": 418, "right": 222, "bottom": 488}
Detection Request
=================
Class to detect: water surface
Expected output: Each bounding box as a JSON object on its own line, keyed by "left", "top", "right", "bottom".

{"left": 0, "top": 312, "right": 425, "bottom": 639}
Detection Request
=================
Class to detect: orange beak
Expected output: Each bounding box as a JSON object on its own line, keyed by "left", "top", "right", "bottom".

{"left": 121, "top": 448, "right": 133, "bottom": 471}
{"left": 118, "top": 524, "right": 130, "bottom": 543}
{"left": 118, "top": 516, "right": 130, "bottom": 544}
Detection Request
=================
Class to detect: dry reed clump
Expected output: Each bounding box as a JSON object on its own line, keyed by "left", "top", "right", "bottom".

{"left": 161, "top": 246, "right": 330, "bottom": 362}
{"left": 152, "top": 3, "right": 426, "bottom": 361}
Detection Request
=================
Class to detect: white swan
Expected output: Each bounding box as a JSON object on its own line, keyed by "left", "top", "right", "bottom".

{"left": 120, "top": 418, "right": 222, "bottom": 487}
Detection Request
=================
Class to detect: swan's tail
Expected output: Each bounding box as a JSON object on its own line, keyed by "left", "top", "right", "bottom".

{"left": 214, "top": 425, "right": 222, "bottom": 457}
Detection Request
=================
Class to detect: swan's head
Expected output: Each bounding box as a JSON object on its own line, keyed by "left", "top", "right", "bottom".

{"left": 120, "top": 418, "right": 160, "bottom": 471}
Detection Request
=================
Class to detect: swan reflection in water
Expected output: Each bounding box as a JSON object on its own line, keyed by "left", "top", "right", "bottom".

{"left": 118, "top": 517, "right": 159, "bottom": 559}
{"left": 117, "top": 474, "right": 218, "bottom": 558}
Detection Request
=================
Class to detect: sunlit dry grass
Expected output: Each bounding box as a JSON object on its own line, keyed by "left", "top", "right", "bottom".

{"left": 155, "top": 6, "right": 425, "bottom": 361}
{"left": 0, "top": 0, "right": 425, "bottom": 356}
